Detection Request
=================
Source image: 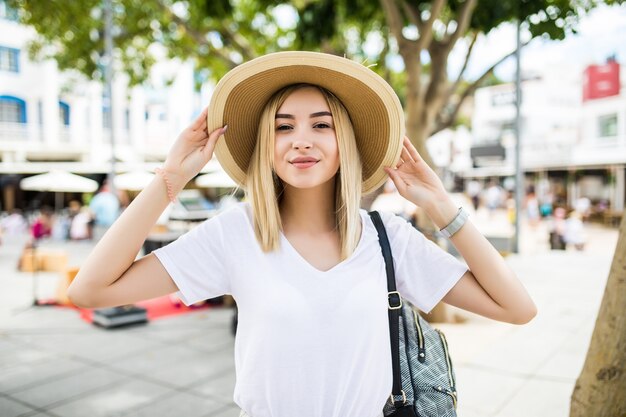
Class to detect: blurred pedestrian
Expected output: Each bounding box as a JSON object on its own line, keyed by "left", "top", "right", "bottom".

{"left": 574, "top": 196, "right": 591, "bottom": 221}
{"left": 525, "top": 191, "right": 540, "bottom": 226}
{"left": 0, "top": 209, "right": 28, "bottom": 236}
{"left": 539, "top": 191, "right": 554, "bottom": 217}
{"left": 70, "top": 206, "right": 93, "bottom": 240}
{"left": 68, "top": 51, "right": 536, "bottom": 417}
{"left": 548, "top": 207, "right": 567, "bottom": 250}
{"left": 89, "top": 180, "right": 120, "bottom": 240}
{"left": 564, "top": 210, "right": 586, "bottom": 251}
{"left": 485, "top": 181, "right": 503, "bottom": 216}
{"left": 466, "top": 179, "right": 481, "bottom": 211}
{"left": 371, "top": 179, "right": 416, "bottom": 225}
{"left": 31, "top": 207, "right": 53, "bottom": 241}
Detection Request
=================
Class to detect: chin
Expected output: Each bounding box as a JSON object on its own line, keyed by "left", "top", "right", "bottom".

{"left": 282, "top": 175, "right": 337, "bottom": 191}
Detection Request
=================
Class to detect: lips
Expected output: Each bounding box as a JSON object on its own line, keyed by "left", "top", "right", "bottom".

{"left": 290, "top": 156, "right": 320, "bottom": 169}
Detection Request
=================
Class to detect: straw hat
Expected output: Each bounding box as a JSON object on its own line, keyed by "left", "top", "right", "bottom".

{"left": 207, "top": 51, "right": 405, "bottom": 194}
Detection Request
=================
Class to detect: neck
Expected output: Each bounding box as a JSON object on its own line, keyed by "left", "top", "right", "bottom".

{"left": 279, "top": 179, "right": 337, "bottom": 234}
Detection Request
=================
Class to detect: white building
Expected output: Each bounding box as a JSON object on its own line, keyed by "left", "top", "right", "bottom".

{"left": 463, "top": 59, "right": 625, "bottom": 218}
{"left": 0, "top": 3, "right": 204, "bottom": 211}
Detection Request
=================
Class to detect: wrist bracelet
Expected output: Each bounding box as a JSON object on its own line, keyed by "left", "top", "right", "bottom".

{"left": 439, "top": 207, "right": 469, "bottom": 238}
{"left": 155, "top": 168, "right": 177, "bottom": 203}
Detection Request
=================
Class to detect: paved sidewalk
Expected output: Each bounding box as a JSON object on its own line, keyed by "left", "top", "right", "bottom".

{"left": 0, "top": 211, "right": 620, "bottom": 417}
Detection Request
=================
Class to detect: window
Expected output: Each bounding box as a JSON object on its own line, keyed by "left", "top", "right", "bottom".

{"left": 0, "top": 0, "right": 19, "bottom": 21}
{"left": 59, "top": 101, "right": 70, "bottom": 125}
{"left": 0, "top": 46, "right": 19, "bottom": 72}
{"left": 0, "top": 95, "right": 26, "bottom": 123}
{"left": 103, "top": 106, "right": 111, "bottom": 128}
{"left": 598, "top": 114, "right": 618, "bottom": 137}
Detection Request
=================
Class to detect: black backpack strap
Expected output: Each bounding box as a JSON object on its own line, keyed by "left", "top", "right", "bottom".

{"left": 368, "top": 211, "right": 403, "bottom": 399}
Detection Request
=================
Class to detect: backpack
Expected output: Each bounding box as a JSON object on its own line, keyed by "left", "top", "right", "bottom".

{"left": 369, "top": 211, "right": 458, "bottom": 417}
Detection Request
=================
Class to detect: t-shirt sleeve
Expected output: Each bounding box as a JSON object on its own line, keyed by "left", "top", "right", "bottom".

{"left": 381, "top": 211, "right": 468, "bottom": 314}
{"left": 152, "top": 214, "right": 230, "bottom": 306}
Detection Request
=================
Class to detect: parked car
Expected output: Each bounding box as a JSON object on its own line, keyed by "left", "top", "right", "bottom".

{"left": 168, "top": 190, "right": 217, "bottom": 222}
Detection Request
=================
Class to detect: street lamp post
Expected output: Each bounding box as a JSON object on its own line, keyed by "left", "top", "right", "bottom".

{"left": 103, "top": 0, "right": 117, "bottom": 196}
{"left": 514, "top": 19, "right": 523, "bottom": 253}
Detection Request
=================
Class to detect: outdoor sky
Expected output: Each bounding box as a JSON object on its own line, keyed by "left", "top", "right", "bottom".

{"left": 274, "top": 2, "right": 626, "bottom": 83}
{"left": 275, "top": 4, "right": 626, "bottom": 81}
{"left": 460, "top": 2, "right": 626, "bottom": 82}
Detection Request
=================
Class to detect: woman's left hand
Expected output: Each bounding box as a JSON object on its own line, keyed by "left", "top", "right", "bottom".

{"left": 384, "top": 137, "right": 449, "bottom": 212}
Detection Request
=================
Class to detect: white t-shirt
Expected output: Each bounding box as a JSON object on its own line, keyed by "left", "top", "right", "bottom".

{"left": 154, "top": 203, "right": 467, "bottom": 417}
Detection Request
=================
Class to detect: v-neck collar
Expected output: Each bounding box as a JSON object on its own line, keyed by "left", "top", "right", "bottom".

{"left": 279, "top": 210, "right": 367, "bottom": 274}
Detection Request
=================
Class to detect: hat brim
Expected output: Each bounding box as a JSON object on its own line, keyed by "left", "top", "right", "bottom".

{"left": 207, "top": 51, "right": 405, "bottom": 195}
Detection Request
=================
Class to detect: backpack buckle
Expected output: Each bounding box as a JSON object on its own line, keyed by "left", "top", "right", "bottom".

{"left": 389, "top": 390, "right": 407, "bottom": 405}
{"left": 388, "top": 291, "right": 402, "bottom": 310}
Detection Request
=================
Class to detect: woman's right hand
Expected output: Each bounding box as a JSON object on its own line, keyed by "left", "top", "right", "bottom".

{"left": 161, "top": 107, "right": 227, "bottom": 191}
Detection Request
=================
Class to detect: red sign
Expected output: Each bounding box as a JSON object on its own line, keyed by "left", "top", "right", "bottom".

{"left": 583, "top": 61, "right": 620, "bottom": 101}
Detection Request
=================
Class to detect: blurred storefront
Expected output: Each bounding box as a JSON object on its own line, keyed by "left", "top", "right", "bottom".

{"left": 458, "top": 57, "right": 625, "bottom": 224}
{"left": 0, "top": 7, "right": 210, "bottom": 212}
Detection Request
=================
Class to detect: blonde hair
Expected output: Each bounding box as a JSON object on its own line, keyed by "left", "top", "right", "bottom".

{"left": 245, "top": 84, "right": 362, "bottom": 260}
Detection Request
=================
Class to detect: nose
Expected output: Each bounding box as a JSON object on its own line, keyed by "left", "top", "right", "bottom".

{"left": 291, "top": 135, "right": 312, "bottom": 150}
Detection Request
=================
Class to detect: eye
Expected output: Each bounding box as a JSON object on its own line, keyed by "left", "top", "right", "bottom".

{"left": 314, "top": 122, "right": 332, "bottom": 129}
{"left": 276, "top": 124, "right": 293, "bottom": 131}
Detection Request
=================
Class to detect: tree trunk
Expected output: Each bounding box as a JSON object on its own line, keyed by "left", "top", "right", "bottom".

{"left": 570, "top": 210, "right": 626, "bottom": 417}
{"left": 405, "top": 88, "right": 434, "bottom": 168}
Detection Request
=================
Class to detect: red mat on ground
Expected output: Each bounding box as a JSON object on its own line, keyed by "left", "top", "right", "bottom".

{"left": 55, "top": 296, "right": 209, "bottom": 323}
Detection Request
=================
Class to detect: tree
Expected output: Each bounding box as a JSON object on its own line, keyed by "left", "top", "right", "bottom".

{"left": 570, "top": 211, "right": 626, "bottom": 417}
{"left": 7, "top": 0, "right": 292, "bottom": 86}
{"left": 291, "top": 0, "right": 624, "bottom": 165}
{"left": 12, "top": 0, "right": 622, "bottom": 164}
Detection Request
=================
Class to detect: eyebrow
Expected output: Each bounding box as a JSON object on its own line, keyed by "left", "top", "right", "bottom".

{"left": 275, "top": 111, "right": 333, "bottom": 119}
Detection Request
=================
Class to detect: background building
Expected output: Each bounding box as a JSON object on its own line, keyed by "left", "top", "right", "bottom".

{"left": 0, "top": 3, "right": 206, "bottom": 211}
{"left": 460, "top": 58, "right": 625, "bottom": 222}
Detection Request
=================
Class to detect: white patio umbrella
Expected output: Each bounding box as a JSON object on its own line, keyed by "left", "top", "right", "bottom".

{"left": 20, "top": 170, "right": 99, "bottom": 210}
{"left": 113, "top": 170, "right": 155, "bottom": 191}
{"left": 195, "top": 170, "right": 237, "bottom": 188}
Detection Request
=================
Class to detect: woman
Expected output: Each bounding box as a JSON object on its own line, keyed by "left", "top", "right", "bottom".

{"left": 68, "top": 52, "right": 536, "bottom": 417}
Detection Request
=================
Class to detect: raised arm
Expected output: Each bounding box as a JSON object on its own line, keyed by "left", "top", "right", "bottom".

{"left": 385, "top": 137, "right": 537, "bottom": 325}
{"left": 68, "top": 109, "right": 226, "bottom": 308}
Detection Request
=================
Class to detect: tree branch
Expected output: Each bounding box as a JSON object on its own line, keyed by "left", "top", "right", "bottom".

{"left": 401, "top": 2, "right": 422, "bottom": 30}
{"left": 379, "top": 0, "right": 410, "bottom": 51}
{"left": 217, "top": 26, "right": 256, "bottom": 61}
{"left": 156, "top": 0, "right": 235, "bottom": 68}
{"left": 445, "top": 31, "right": 478, "bottom": 103}
{"left": 433, "top": 41, "right": 530, "bottom": 134}
{"left": 416, "top": 0, "right": 447, "bottom": 51}
{"left": 443, "top": 0, "right": 477, "bottom": 53}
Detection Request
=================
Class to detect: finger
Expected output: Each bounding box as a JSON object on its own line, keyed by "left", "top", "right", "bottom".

{"left": 400, "top": 147, "right": 414, "bottom": 164}
{"left": 201, "top": 125, "right": 227, "bottom": 159}
{"left": 384, "top": 167, "right": 406, "bottom": 193}
{"left": 403, "top": 137, "right": 423, "bottom": 163}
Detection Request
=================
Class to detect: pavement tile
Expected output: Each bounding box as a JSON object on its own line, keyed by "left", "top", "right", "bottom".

{"left": 185, "top": 328, "right": 235, "bottom": 354}
{"left": 143, "top": 347, "right": 234, "bottom": 388}
{"left": 0, "top": 356, "right": 90, "bottom": 394}
{"left": 190, "top": 371, "right": 237, "bottom": 400}
{"left": 0, "top": 395, "right": 38, "bottom": 417}
{"left": 10, "top": 330, "right": 164, "bottom": 365}
{"left": 46, "top": 379, "right": 172, "bottom": 417}
{"left": 106, "top": 344, "right": 201, "bottom": 376}
{"left": 0, "top": 338, "right": 60, "bottom": 371}
{"left": 9, "top": 367, "right": 129, "bottom": 409}
{"left": 122, "top": 390, "right": 224, "bottom": 417}
{"left": 207, "top": 405, "right": 240, "bottom": 417}
{"left": 454, "top": 365, "right": 527, "bottom": 416}
{"left": 0, "top": 215, "right": 619, "bottom": 417}
{"left": 467, "top": 323, "right": 571, "bottom": 376}
{"left": 495, "top": 377, "right": 574, "bottom": 417}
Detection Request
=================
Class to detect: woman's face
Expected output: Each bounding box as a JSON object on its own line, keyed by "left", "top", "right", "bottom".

{"left": 273, "top": 87, "right": 340, "bottom": 191}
